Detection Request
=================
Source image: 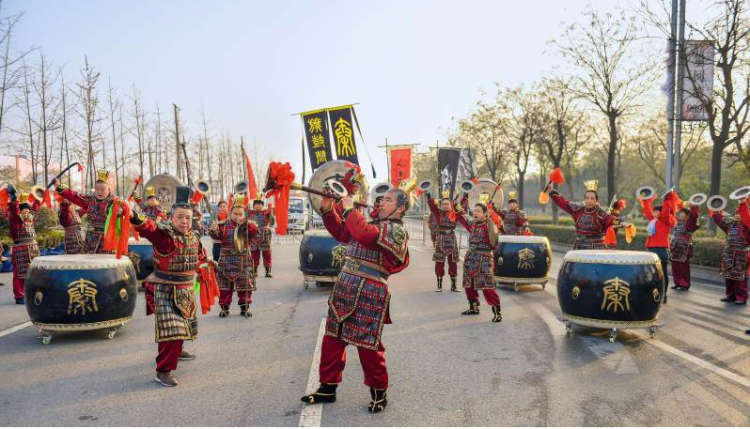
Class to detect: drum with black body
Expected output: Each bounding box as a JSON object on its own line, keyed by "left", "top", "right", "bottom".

{"left": 557, "top": 250, "right": 665, "bottom": 342}
{"left": 298, "top": 229, "right": 347, "bottom": 289}
{"left": 494, "top": 235, "right": 551, "bottom": 291}
{"left": 24, "top": 255, "right": 138, "bottom": 344}
{"left": 127, "top": 237, "right": 154, "bottom": 280}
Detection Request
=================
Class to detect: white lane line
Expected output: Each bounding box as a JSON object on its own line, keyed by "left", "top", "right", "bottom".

{"left": 0, "top": 320, "right": 32, "bottom": 338}
{"left": 630, "top": 330, "right": 750, "bottom": 390}
{"left": 299, "top": 318, "right": 326, "bottom": 427}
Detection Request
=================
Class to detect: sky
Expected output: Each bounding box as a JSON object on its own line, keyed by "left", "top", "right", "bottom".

{"left": 8, "top": 0, "right": 664, "bottom": 185}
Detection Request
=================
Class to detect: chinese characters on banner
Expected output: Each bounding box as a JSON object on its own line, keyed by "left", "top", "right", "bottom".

{"left": 328, "top": 106, "right": 359, "bottom": 165}
{"left": 438, "top": 148, "right": 461, "bottom": 199}
{"left": 389, "top": 147, "right": 412, "bottom": 189}
{"left": 682, "top": 40, "right": 715, "bottom": 121}
{"left": 301, "top": 110, "right": 334, "bottom": 170}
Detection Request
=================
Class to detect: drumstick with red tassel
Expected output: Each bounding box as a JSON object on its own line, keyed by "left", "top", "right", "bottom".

{"left": 539, "top": 167, "right": 565, "bottom": 205}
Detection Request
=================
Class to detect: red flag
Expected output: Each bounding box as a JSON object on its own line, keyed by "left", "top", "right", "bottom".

{"left": 42, "top": 189, "right": 52, "bottom": 209}
{"left": 389, "top": 148, "right": 412, "bottom": 189}
{"left": 242, "top": 148, "right": 258, "bottom": 198}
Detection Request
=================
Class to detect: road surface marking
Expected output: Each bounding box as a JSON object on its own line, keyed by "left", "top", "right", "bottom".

{"left": 0, "top": 321, "right": 32, "bottom": 339}
{"left": 299, "top": 318, "right": 326, "bottom": 427}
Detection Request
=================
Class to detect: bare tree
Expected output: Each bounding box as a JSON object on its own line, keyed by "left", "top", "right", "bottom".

{"left": 0, "top": 12, "right": 35, "bottom": 143}
{"left": 129, "top": 85, "right": 146, "bottom": 187}
{"left": 106, "top": 78, "right": 121, "bottom": 194}
{"left": 556, "top": 7, "right": 658, "bottom": 202}
{"left": 504, "top": 87, "right": 541, "bottom": 209}
{"left": 449, "top": 100, "right": 510, "bottom": 183}
{"left": 32, "top": 51, "right": 63, "bottom": 184}
{"left": 75, "top": 56, "right": 102, "bottom": 188}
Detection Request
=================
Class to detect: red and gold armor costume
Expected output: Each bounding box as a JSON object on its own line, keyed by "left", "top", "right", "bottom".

{"left": 456, "top": 207, "right": 501, "bottom": 308}
{"left": 713, "top": 202, "right": 750, "bottom": 303}
{"left": 209, "top": 219, "right": 259, "bottom": 311}
{"left": 319, "top": 206, "right": 409, "bottom": 391}
{"left": 247, "top": 207, "right": 273, "bottom": 271}
{"left": 427, "top": 197, "right": 459, "bottom": 280}
{"left": 498, "top": 208, "right": 528, "bottom": 236}
{"left": 670, "top": 205, "right": 700, "bottom": 289}
{"left": 141, "top": 203, "right": 167, "bottom": 221}
{"left": 551, "top": 194, "right": 616, "bottom": 250}
{"left": 58, "top": 200, "right": 85, "bottom": 255}
{"left": 134, "top": 215, "right": 207, "bottom": 374}
{"left": 57, "top": 185, "right": 115, "bottom": 254}
{"left": 9, "top": 199, "right": 40, "bottom": 301}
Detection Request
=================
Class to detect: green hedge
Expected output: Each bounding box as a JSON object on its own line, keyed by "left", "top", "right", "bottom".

{"left": 531, "top": 223, "right": 725, "bottom": 268}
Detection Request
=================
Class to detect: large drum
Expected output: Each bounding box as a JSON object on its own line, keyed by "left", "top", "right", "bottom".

{"left": 128, "top": 237, "right": 154, "bottom": 280}
{"left": 24, "top": 255, "right": 138, "bottom": 344}
{"left": 298, "top": 230, "right": 347, "bottom": 289}
{"left": 494, "top": 235, "right": 551, "bottom": 290}
{"left": 557, "top": 250, "right": 665, "bottom": 342}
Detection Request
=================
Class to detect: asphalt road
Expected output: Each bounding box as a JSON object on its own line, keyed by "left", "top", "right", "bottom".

{"left": 2, "top": 234, "right": 750, "bottom": 426}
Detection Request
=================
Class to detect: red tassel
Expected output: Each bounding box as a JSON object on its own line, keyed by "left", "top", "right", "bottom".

{"left": 77, "top": 163, "right": 84, "bottom": 172}
{"left": 549, "top": 167, "right": 565, "bottom": 185}
{"left": 604, "top": 226, "right": 617, "bottom": 246}
{"left": 43, "top": 189, "right": 52, "bottom": 209}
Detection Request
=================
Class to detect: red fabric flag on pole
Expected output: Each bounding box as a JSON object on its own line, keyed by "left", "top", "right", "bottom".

{"left": 389, "top": 148, "right": 412, "bottom": 189}
{"left": 242, "top": 148, "right": 258, "bottom": 198}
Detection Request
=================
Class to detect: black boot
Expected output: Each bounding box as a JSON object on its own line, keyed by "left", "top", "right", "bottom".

{"left": 253, "top": 266, "right": 258, "bottom": 278}
{"left": 240, "top": 304, "right": 253, "bottom": 318}
{"left": 491, "top": 305, "right": 502, "bottom": 323}
{"left": 265, "top": 266, "right": 272, "bottom": 278}
{"left": 450, "top": 277, "right": 459, "bottom": 292}
{"left": 368, "top": 388, "right": 387, "bottom": 413}
{"left": 301, "top": 383, "right": 338, "bottom": 404}
{"left": 219, "top": 306, "right": 229, "bottom": 318}
{"left": 435, "top": 277, "right": 443, "bottom": 292}
{"left": 461, "top": 301, "right": 480, "bottom": 315}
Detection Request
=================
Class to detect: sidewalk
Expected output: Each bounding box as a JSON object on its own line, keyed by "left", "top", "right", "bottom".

{"left": 550, "top": 242, "right": 722, "bottom": 286}
{"left": 0, "top": 271, "right": 29, "bottom": 333}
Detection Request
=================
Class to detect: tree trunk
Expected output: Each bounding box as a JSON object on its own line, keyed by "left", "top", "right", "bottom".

{"left": 607, "top": 113, "right": 618, "bottom": 203}
{"left": 517, "top": 171, "right": 525, "bottom": 209}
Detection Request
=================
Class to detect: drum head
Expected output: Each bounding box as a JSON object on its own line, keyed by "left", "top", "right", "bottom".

{"left": 144, "top": 174, "right": 185, "bottom": 212}
{"left": 497, "top": 235, "right": 549, "bottom": 244}
{"left": 307, "top": 160, "right": 369, "bottom": 216}
{"left": 128, "top": 237, "right": 152, "bottom": 246}
{"left": 563, "top": 250, "right": 659, "bottom": 265}
{"left": 30, "top": 254, "right": 135, "bottom": 270}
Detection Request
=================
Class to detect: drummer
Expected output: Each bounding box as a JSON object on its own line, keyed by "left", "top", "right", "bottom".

{"left": 247, "top": 194, "right": 274, "bottom": 278}
{"left": 713, "top": 198, "right": 750, "bottom": 305}
{"left": 55, "top": 169, "right": 116, "bottom": 254}
{"left": 211, "top": 200, "right": 229, "bottom": 261}
{"left": 455, "top": 194, "right": 502, "bottom": 322}
{"left": 57, "top": 194, "right": 85, "bottom": 255}
{"left": 141, "top": 186, "right": 167, "bottom": 221}
{"left": 425, "top": 189, "right": 460, "bottom": 292}
{"left": 130, "top": 186, "right": 208, "bottom": 387}
{"left": 496, "top": 191, "right": 529, "bottom": 235}
{"left": 545, "top": 180, "right": 619, "bottom": 250}
{"left": 211, "top": 194, "right": 259, "bottom": 318}
{"left": 8, "top": 191, "right": 40, "bottom": 305}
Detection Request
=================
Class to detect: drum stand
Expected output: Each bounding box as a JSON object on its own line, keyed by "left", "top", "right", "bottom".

{"left": 562, "top": 318, "right": 662, "bottom": 343}
{"left": 36, "top": 321, "right": 126, "bottom": 345}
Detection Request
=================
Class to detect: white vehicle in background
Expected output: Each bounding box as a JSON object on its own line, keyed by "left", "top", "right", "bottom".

{"left": 288, "top": 194, "right": 309, "bottom": 232}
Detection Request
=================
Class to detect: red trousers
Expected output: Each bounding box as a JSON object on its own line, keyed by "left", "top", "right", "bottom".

{"left": 251, "top": 250, "right": 272, "bottom": 268}
{"left": 671, "top": 260, "right": 691, "bottom": 289}
{"left": 12, "top": 273, "right": 24, "bottom": 299}
{"left": 435, "top": 254, "right": 458, "bottom": 278}
{"left": 465, "top": 287, "right": 501, "bottom": 306}
{"left": 725, "top": 279, "right": 749, "bottom": 302}
{"left": 219, "top": 289, "right": 252, "bottom": 306}
{"left": 319, "top": 335, "right": 388, "bottom": 389}
{"left": 156, "top": 340, "right": 183, "bottom": 372}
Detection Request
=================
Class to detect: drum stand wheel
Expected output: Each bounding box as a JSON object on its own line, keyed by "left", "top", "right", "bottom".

{"left": 513, "top": 283, "right": 519, "bottom": 292}
{"left": 564, "top": 321, "right": 572, "bottom": 335}
{"left": 106, "top": 323, "right": 125, "bottom": 340}
{"left": 649, "top": 326, "right": 658, "bottom": 338}
{"left": 541, "top": 281, "right": 547, "bottom": 290}
{"left": 609, "top": 328, "right": 618, "bottom": 343}
{"left": 39, "top": 330, "right": 52, "bottom": 345}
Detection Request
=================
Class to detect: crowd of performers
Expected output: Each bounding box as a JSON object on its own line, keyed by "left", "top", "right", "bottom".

{"left": 4, "top": 168, "right": 277, "bottom": 388}
{"left": 6, "top": 160, "right": 750, "bottom": 412}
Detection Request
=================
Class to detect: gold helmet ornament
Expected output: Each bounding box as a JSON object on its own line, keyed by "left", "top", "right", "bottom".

{"left": 583, "top": 180, "right": 599, "bottom": 192}
{"left": 96, "top": 169, "right": 110, "bottom": 183}
{"left": 234, "top": 194, "right": 247, "bottom": 208}
{"left": 145, "top": 186, "right": 156, "bottom": 198}
{"left": 508, "top": 191, "right": 518, "bottom": 202}
{"left": 441, "top": 189, "right": 451, "bottom": 199}
{"left": 19, "top": 193, "right": 30, "bottom": 205}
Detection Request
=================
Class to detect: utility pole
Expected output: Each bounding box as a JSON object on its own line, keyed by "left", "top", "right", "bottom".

{"left": 673, "top": 0, "right": 687, "bottom": 192}
{"left": 665, "top": 0, "right": 678, "bottom": 190}
{"left": 173, "top": 103, "right": 183, "bottom": 181}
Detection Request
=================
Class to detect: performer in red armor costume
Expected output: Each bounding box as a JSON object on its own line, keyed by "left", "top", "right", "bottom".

{"left": 141, "top": 186, "right": 167, "bottom": 221}
{"left": 55, "top": 169, "right": 116, "bottom": 254}
{"left": 247, "top": 194, "right": 274, "bottom": 278}
{"left": 714, "top": 199, "right": 750, "bottom": 305}
{"left": 425, "top": 189, "right": 460, "bottom": 292}
{"left": 301, "top": 189, "right": 410, "bottom": 414}
{"left": 211, "top": 200, "right": 229, "bottom": 261}
{"left": 455, "top": 194, "right": 503, "bottom": 322}
{"left": 670, "top": 203, "right": 700, "bottom": 291}
{"left": 545, "top": 180, "right": 618, "bottom": 250}
{"left": 130, "top": 186, "right": 208, "bottom": 387}
{"left": 211, "top": 195, "right": 259, "bottom": 318}
{"left": 497, "top": 191, "right": 529, "bottom": 235}
{"left": 8, "top": 190, "right": 40, "bottom": 304}
{"left": 57, "top": 194, "right": 85, "bottom": 255}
